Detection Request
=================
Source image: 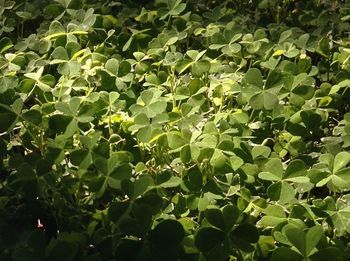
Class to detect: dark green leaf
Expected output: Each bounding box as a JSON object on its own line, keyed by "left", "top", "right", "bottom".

{"left": 194, "top": 227, "right": 225, "bottom": 252}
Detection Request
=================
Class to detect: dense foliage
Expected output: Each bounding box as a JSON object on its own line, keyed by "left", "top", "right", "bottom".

{"left": 2, "top": 0, "right": 350, "bottom": 260}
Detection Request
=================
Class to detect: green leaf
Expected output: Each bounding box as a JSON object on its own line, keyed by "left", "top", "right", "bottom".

{"left": 175, "top": 59, "right": 193, "bottom": 74}
{"left": 66, "top": 41, "right": 81, "bottom": 58}
{"left": 133, "top": 175, "right": 151, "bottom": 197}
{"left": 191, "top": 60, "right": 210, "bottom": 77}
{"left": 158, "top": 175, "right": 182, "bottom": 188}
{"left": 55, "top": 0, "right": 81, "bottom": 9}
{"left": 210, "top": 149, "right": 227, "bottom": 168}
{"left": 249, "top": 91, "right": 279, "bottom": 110}
{"left": 180, "top": 145, "right": 191, "bottom": 163}
{"left": 305, "top": 225, "right": 323, "bottom": 256}
{"left": 317, "top": 38, "right": 330, "bottom": 57}
{"left": 122, "top": 35, "right": 134, "bottom": 52}
{"left": 284, "top": 226, "right": 306, "bottom": 256}
{"left": 243, "top": 68, "right": 263, "bottom": 88}
{"left": 105, "top": 58, "right": 119, "bottom": 75}
{"left": 279, "top": 29, "right": 293, "bottom": 43}
{"left": 222, "top": 204, "right": 240, "bottom": 231}
{"left": 109, "top": 164, "right": 132, "bottom": 189}
{"left": 259, "top": 205, "right": 287, "bottom": 227}
{"left": 64, "top": 118, "right": 78, "bottom": 137}
{"left": 205, "top": 206, "right": 225, "bottom": 230}
{"left": 264, "top": 158, "right": 283, "bottom": 178}
{"left": 70, "top": 149, "right": 91, "bottom": 169}
{"left": 265, "top": 70, "right": 283, "bottom": 89}
{"left": 167, "top": 131, "right": 187, "bottom": 150}
{"left": 0, "top": 37, "right": 13, "bottom": 54}
{"left": 312, "top": 247, "right": 344, "bottom": 261}
{"left": 333, "top": 152, "right": 350, "bottom": 173}
{"left": 331, "top": 168, "right": 350, "bottom": 191}
{"left": 267, "top": 182, "right": 295, "bottom": 203}
{"left": 150, "top": 219, "right": 185, "bottom": 245}
{"left": 183, "top": 169, "right": 202, "bottom": 191}
{"left": 252, "top": 146, "right": 271, "bottom": 159}
{"left": 51, "top": 46, "right": 69, "bottom": 60}
{"left": 108, "top": 201, "right": 130, "bottom": 223}
{"left": 148, "top": 100, "right": 167, "bottom": 115}
{"left": 271, "top": 247, "right": 302, "bottom": 261}
{"left": 137, "top": 125, "right": 152, "bottom": 143}
{"left": 230, "top": 155, "right": 244, "bottom": 171}
{"left": 141, "top": 90, "right": 153, "bottom": 105}
{"left": 292, "top": 85, "right": 314, "bottom": 100}
{"left": 284, "top": 159, "right": 308, "bottom": 182}
{"left": 194, "top": 227, "right": 225, "bottom": 252}
{"left": 39, "top": 39, "right": 52, "bottom": 54}
{"left": 266, "top": 205, "right": 286, "bottom": 217}
{"left": 198, "top": 194, "right": 209, "bottom": 211}
{"left": 259, "top": 171, "right": 282, "bottom": 182}
{"left": 123, "top": 175, "right": 151, "bottom": 199}
{"left": 118, "top": 61, "right": 131, "bottom": 77}
{"left": 331, "top": 205, "right": 350, "bottom": 237}
{"left": 134, "top": 113, "right": 149, "bottom": 126}
{"left": 261, "top": 56, "right": 280, "bottom": 70}
{"left": 58, "top": 61, "right": 80, "bottom": 76}
{"left": 231, "top": 223, "right": 259, "bottom": 252}
{"left": 232, "top": 223, "right": 259, "bottom": 243}
{"left": 0, "top": 112, "right": 17, "bottom": 132}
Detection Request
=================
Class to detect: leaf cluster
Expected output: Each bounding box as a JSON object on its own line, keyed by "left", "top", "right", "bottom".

{"left": 1, "top": 0, "right": 350, "bottom": 260}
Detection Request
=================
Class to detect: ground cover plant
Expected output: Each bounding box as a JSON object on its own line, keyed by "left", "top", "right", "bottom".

{"left": 2, "top": 0, "right": 350, "bottom": 260}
